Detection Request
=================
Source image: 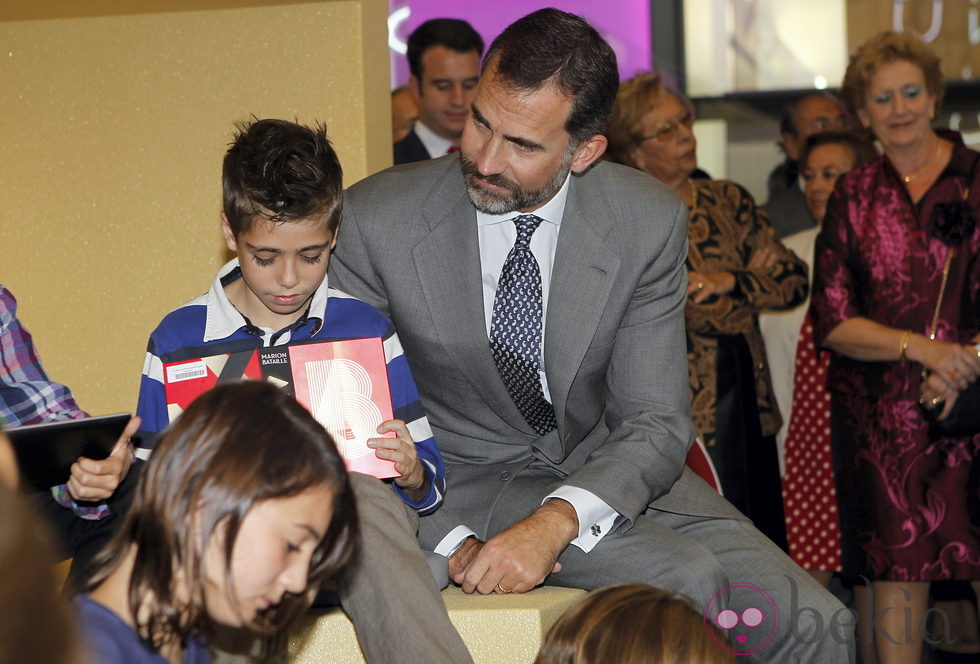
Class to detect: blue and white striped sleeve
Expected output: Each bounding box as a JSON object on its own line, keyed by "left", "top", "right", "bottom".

{"left": 382, "top": 328, "right": 445, "bottom": 515}
{"left": 133, "top": 336, "right": 168, "bottom": 459}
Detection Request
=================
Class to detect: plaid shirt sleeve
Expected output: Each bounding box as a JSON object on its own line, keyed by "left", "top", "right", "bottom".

{"left": 0, "top": 286, "right": 109, "bottom": 519}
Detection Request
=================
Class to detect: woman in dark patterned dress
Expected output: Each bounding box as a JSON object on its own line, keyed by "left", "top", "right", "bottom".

{"left": 811, "top": 31, "right": 980, "bottom": 664}
{"left": 606, "top": 72, "right": 808, "bottom": 550}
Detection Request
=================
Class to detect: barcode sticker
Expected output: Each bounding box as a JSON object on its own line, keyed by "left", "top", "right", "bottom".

{"left": 166, "top": 360, "right": 208, "bottom": 384}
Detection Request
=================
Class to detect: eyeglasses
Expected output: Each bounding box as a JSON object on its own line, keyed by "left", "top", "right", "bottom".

{"left": 639, "top": 112, "right": 695, "bottom": 143}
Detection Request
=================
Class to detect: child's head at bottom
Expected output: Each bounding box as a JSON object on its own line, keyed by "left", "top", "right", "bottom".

{"left": 84, "top": 380, "right": 358, "bottom": 659}
{"left": 535, "top": 582, "right": 735, "bottom": 664}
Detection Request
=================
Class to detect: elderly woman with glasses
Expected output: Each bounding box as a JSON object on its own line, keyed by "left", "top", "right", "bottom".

{"left": 605, "top": 72, "right": 807, "bottom": 550}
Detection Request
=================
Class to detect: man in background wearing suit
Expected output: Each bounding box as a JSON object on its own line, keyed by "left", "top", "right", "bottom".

{"left": 762, "top": 92, "right": 851, "bottom": 238}
{"left": 393, "top": 18, "right": 483, "bottom": 164}
{"left": 336, "top": 9, "right": 853, "bottom": 663}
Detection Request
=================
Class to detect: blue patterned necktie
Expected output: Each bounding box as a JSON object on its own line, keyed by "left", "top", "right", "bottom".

{"left": 489, "top": 214, "right": 557, "bottom": 436}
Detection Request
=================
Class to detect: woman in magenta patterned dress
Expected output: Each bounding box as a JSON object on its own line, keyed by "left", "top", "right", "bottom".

{"left": 811, "top": 32, "right": 980, "bottom": 664}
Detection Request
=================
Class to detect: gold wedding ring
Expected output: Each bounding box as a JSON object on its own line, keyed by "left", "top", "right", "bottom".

{"left": 696, "top": 281, "right": 705, "bottom": 290}
{"left": 496, "top": 585, "right": 512, "bottom": 594}
{"left": 929, "top": 396, "right": 944, "bottom": 408}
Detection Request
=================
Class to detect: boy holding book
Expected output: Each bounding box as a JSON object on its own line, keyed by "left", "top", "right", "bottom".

{"left": 133, "top": 118, "right": 473, "bottom": 664}
{"left": 134, "top": 118, "right": 445, "bottom": 513}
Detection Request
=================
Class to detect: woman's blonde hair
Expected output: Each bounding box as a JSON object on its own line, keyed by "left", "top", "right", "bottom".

{"left": 840, "top": 30, "right": 944, "bottom": 117}
{"left": 534, "top": 583, "right": 735, "bottom": 664}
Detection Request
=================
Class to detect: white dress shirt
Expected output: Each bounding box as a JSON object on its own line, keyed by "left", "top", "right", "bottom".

{"left": 433, "top": 174, "right": 620, "bottom": 558}
{"left": 414, "top": 120, "right": 457, "bottom": 157}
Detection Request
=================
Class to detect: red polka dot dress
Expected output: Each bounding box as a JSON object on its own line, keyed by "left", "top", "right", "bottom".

{"left": 781, "top": 312, "right": 842, "bottom": 572}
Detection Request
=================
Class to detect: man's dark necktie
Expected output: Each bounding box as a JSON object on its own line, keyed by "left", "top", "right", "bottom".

{"left": 489, "top": 214, "right": 557, "bottom": 435}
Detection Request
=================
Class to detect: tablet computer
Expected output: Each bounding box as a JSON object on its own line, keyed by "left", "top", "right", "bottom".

{"left": 5, "top": 413, "right": 131, "bottom": 493}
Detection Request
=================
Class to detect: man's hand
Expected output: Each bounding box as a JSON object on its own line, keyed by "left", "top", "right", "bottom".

{"left": 448, "top": 537, "right": 484, "bottom": 580}
{"left": 67, "top": 416, "right": 140, "bottom": 502}
{"left": 452, "top": 498, "right": 578, "bottom": 595}
{"left": 368, "top": 419, "right": 428, "bottom": 503}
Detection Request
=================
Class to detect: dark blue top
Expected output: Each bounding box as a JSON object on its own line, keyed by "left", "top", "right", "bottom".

{"left": 74, "top": 595, "right": 212, "bottom": 664}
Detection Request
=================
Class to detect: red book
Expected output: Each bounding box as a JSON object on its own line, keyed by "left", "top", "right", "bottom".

{"left": 163, "top": 338, "right": 398, "bottom": 478}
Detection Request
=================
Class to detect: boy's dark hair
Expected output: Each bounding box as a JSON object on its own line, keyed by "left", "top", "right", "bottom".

{"left": 483, "top": 9, "right": 619, "bottom": 143}
{"left": 222, "top": 118, "right": 343, "bottom": 236}
{"left": 407, "top": 19, "right": 484, "bottom": 80}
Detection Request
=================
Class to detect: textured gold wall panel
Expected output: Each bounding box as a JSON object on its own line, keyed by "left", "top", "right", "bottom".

{"left": 0, "top": 0, "right": 390, "bottom": 416}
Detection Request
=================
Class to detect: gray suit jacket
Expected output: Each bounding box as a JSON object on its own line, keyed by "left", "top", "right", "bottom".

{"left": 329, "top": 155, "right": 737, "bottom": 547}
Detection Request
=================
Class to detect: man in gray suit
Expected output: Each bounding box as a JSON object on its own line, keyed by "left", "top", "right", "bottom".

{"left": 332, "top": 9, "right": 853, "bottom": 662}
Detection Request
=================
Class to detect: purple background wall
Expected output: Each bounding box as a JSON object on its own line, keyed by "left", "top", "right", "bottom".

{"left": 388, "top": 0, "right": 653, "bottom": 87}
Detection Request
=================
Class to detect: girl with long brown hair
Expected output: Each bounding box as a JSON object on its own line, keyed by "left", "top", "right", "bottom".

{"left": 74, "top": 381, "right": 358, "bottom": 664}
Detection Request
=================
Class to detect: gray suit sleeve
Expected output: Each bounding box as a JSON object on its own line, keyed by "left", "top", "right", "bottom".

{"left": 330, "top": 187, "right": 481, "bottom": 545}
{"left": 560, "top": 197, "right": 696, "bottom": 531}
{"left": 329, "top": 202, "right": 392, "bottom": 317}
